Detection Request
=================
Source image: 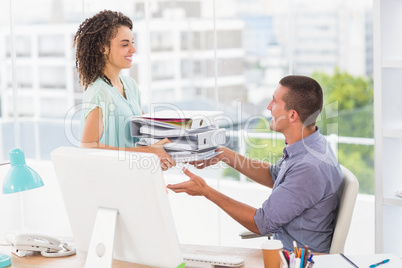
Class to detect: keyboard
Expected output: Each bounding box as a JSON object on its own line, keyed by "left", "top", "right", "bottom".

{"left": 182, "top": 253, "right": 245, "bottom": 267}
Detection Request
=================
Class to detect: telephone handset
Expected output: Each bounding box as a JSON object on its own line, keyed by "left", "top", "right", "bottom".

{"left": 6, "top": 233, "right": 76, "bottom": 258}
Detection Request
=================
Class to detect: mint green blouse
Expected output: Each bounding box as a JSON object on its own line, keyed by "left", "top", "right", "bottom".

{"left": 80, "top": 75, "right": 142, "bottom": 147}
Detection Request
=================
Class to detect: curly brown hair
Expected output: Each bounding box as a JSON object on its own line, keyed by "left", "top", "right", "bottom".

{"left": 73, "top": 10, "right": 133, "bottom": 90}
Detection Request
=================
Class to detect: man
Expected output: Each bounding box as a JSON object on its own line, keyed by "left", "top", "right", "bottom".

{"left": 167, "top": 75, "right": 342, "bottom": 253}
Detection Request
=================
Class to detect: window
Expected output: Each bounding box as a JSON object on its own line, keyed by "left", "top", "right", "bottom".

{"left": 0, "top": 0, "right": 374, "bottom": 253}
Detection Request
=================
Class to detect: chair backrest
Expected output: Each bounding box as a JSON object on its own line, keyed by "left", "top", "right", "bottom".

{"left": 329, "top": 165, "right": 359, "bottom": 254}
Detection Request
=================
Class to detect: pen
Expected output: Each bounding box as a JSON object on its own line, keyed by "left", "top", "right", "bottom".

{"left": 293, "top": 241, "right": 298, "bottom": 258}
{"left": 307, "top": 253, "right": 314, "bottom": 263}
{"left": 300, "top": 249, "right": 305, "bottom": 268}
{"left": 304, "top": 253, "right": 313, "bottom": 268}
{"left": 340, "top": 253, "right": 359, "bottom": 268}
{"left": 369, "top": 259, "right": 390, "bottom": 268}
{"left": 289, "top": 253, "right": 295, "bottom": 268}
{"left": 303, "top": 246, "right": 309, "bottom": 266}
{"left": 284, "top": 250, "right": 290, "bottom": 265}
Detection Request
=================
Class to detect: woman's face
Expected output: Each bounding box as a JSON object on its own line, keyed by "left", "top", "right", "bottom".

{"left": 104, "top": 26, "right": 136, "bottom": 71}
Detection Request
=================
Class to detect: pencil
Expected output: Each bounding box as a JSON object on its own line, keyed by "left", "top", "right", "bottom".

{"left": 340, "top": 253, "right": 359, "bottom": 268}
{"left": 303, "top": 246, "right": 309, "bottom": 266}
{"left": 293, "top": 241, "right": 298, "bottom": 258}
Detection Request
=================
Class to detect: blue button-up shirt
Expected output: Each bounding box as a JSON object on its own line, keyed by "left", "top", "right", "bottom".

{"left": 254, "top": 128, "right": 342, "bottom": 253}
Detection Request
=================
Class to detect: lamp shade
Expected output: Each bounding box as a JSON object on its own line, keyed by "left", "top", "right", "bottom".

{"left": 2, "top": 148, "right": 44, "bottom": 194}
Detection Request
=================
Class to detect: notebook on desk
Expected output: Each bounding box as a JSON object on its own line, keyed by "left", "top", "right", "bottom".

{"left": 314, "top": 253, "right": 402, "bottom": 268}
{"left": 51, "top": 147, "right": 244, "bottom": 268}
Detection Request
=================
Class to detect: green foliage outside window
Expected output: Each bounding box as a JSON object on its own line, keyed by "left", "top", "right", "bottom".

{"left": 314, "top": 68, "right": 374, "bottom": 194}
{"left": 222, "top": 136, "right": 285, "bottom": 182}
{"left": 223, "top": 68, "right": 374, "bottom": 195}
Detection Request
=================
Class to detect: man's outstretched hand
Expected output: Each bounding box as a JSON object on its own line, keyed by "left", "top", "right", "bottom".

{"left": 166, "top": 167, "right": 210, "bottom": 197}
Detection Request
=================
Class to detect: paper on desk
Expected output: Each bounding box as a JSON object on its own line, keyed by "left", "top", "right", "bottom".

{"left": 314, "top": 253, "right": 402, "bottom": 268}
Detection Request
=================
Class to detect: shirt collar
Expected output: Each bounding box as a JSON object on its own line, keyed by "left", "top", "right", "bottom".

{"left": 283, "top": 127, "right": 320, "bottom": 158}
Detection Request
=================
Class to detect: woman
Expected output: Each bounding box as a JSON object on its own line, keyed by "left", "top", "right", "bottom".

{"left": 74, "top": 10, "right": 175, "bottom": 170}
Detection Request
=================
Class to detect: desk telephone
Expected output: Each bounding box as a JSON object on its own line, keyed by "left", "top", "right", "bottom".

{"left": 6, "top": 233, "right": 76, "bottom": 258}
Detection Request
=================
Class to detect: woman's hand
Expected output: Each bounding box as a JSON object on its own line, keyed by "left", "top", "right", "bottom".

{"left": 149, "top": 138, "right": 176, "bottom": 171}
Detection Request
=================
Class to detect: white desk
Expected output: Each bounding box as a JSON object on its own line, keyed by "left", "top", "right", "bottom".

{"left": 314, "top": 253, "right": 402, "bottom": 268}
{"left": 4, "top": 244, "right": 264, "bottom": 268}
{"left": 9, "top": 244, "right": 399, "bottom": 267}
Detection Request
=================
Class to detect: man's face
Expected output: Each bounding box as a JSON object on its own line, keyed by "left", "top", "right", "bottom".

{"left": 267, "top": 85, "right": 290, "bottom": 133}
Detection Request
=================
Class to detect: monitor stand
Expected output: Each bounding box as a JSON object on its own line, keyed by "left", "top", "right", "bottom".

{"left": 85, "top": 207, "right": 118, "bottom": 268}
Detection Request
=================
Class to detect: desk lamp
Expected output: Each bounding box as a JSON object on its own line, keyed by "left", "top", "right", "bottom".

{"left": 0, "top": 0, "right": 44, "bottom": 266}
{"left": 0, "top": 148, "right": 44, "bottom": 267}
{"left": 2, "top": 148, "right": 44, "bottom": 194}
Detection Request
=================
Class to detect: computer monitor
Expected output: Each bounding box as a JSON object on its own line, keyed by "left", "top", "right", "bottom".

{"left": 51, "top": 146, "right": 183, "bottom": 268}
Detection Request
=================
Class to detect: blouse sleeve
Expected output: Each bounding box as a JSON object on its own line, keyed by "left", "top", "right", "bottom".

{"left": 80, "top": 82, "right": 115, "bottom": 141}
{"left": 81, "top": 84, "right": 110, "bottom": 120}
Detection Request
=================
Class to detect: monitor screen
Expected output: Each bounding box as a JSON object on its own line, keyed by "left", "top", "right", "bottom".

{"left": 51, "top": 146, "right": 183, "bottom": 267}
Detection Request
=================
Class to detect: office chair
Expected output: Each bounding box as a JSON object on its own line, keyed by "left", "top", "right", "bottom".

{"left": 329, "top": 165, "right": 359, "bottom": 253}
{"left": 239, "top": 165, "right": 359, "bottom": 254}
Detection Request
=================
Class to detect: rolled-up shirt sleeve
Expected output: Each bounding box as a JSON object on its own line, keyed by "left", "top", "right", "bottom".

{"left": 254, "top": 164, "right": 326, "bottom": 235}
{"left": 269, "top": 163, "right": 280, "bottom": 183}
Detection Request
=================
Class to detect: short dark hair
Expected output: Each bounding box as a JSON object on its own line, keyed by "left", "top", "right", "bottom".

{"left": 279, "top": 75, "right": 323, "bottom": 127}
{"left": 73, "top": 10, "right": 133, "bottom": 89}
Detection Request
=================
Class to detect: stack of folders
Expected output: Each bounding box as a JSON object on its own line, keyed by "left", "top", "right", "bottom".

{"left": 131, "top": 110, "right": 226, "bottom": 163}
